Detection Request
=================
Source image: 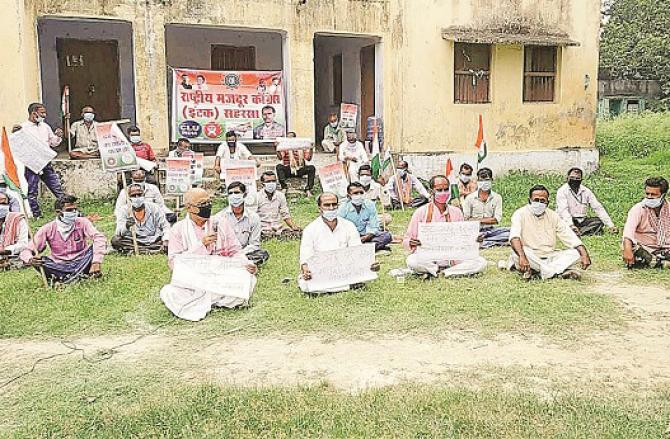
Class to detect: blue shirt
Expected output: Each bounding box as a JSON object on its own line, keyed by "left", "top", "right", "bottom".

{"left": 338, "top": 199, "right": 381, "bottom": 235}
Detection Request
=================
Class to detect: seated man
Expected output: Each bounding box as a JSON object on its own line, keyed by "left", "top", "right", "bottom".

{"left": 115, "top": 169, "right": 177, "bottom": 224}
{"left": 556, "top": 167, "right": 617, "bottom": 236}
{"left": 456, "top": 163, "right": 477, "bottom": 205}
{"left": 508, "top": 185, "right": 592, "bottom": 280}
{"left": 404, "top": 175, "right": 488, "bottom": 278}
{"left": 0, "top": 181, "right": 21, "bottom": 213}
{"left": 214, "top": 130, "right": 260, "bottom": 183}
{"left": 69, "top": 105, "right": 99, "bottom": 160}
{"left": 322, "top": 113, "right": 345, "bottom": 154}
{"left": 276, "top": 131, "right": 316, "bottom": 197}
{"left": 117, "top": 126, "right": 158, "bottom": 190}
{"left": 20, "top": 195, "right": 106, "bottom": 284}
{"left": 257, "top": 171, "right": 302, "bottom": 239}
{"left": 387, "top": 160, "right": 429, "bottom": 209}
{"left": 462, "top": 168, "right": 509, "bottom": 248}
{"left": 160, "top": 188, "right": 257, "bottom": 321}
{"left": 168, "top": 137, "right": 195, "bottom": 158}
{"left": 299, "top": 192, "right": 379, "bottom": 294}
{"left": 358, "top": 164, "right": 392, "bottom": 226}
{"left": 622, "top": 177, "right": 670, "bottom": 269}
{"left": 339, "top": 182, "right": 392, "bottom": 252}
{"left": 338, "top": 129, "right": 369, "bottom": 182}
{"left": 0, "top": 193, "right": 29, "bottom": 269}
{"left": 111, "top": 184, "right": 169, "bottom": 255}
{"left": 212, "top": 182, "right": 270, "bottom": 266}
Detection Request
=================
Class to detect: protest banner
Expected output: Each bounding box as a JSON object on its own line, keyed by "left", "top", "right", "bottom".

{"left": 302, "top": 243, "right": 377, "bottom": 293}
{"left": 165, "top": 158, "right": 192, "bottom": 195}
{"left": 190, "top": 153, "right": 205, "bottom": 185}
{"left": 417, "top": 221, "right": 481, "bottom": 261}
{"left": 171, "top": 68, "right": 286, "bottom": 143}
{"left": 137, "top": 157, "right": 157, "bottom": 172}
{"left": 339, "top": 103, "right": 358, "bottom": 129}
{"left": 275, "top": 137, "right": 313, "bottom": 152}
{"left": 225, "top": 166, "right": 258, "bottom": 195}
{"left": 172, "top": 255, "right": 253, "bottom": 300}
{"left": 318, "top": 162, "right": 348, "bottom": 198}
{"left": 95, "top": 122, "right": 139, "bottom": 172}
{"left": 8, "top": 129, "right": 57, "bottom": 174}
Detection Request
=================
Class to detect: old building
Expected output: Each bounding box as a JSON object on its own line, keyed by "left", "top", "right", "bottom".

{"left": 1, "top": 0, "right": 601, "bottom": 188}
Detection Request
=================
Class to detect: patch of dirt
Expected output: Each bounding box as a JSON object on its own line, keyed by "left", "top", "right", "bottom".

{"left": 1, "top": 281, "right": 669, "bottom": 394}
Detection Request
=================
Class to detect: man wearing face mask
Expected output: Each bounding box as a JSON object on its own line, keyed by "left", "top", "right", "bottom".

{"left": 69, "top": 105, "right": 99, "bottom": 160}
{"left": 507, "top": 185, "right": 591, "bottom": 280}
{"left": 0, "top": 193, "right": 29, "bottom": 269}
{"left": 322, "top": 113, "right": 345, "bottom": 154}
{"left": 386, "top": 160, "right": 429, "bottom": 209}
{"left": 556, "top": 167, "right": 617, "bottom": 236}
{"left": 12, "top": 103, "right": 65, "bottom": 219}
{"left": 338, "top": 182, "right": 393, "bottom": 253}
{"left": 404, "top": 175, "right": 488, "bottom": 278}
{"left": 338, "top": 129, "right": 369, "bottom": 183}
{"left": 622, "top": 177, "right": 670, "bottom": 269}
{"left": 160, "top": 188, "right": 257, "bottom": 321}
{"left": 214, "top": 131, "right": 259, "bottom": 183}
{"left": 212, "top": 182, "right": 269, "bottom": 266}
{"left": 20, "top": 195, "right": 106, "bottom": 284}
{"left": 462, "top": 168, "right": 509, "bottom": 248}
{"left": 0, "top": 182, "right": 21, "bottom": 213}
{"left": 111, "top": 184, "right": 169, "bottom": 255}
{"left": 168, "top": 138, "right": 195, "bottom": 158}
{"left": 257, "top": 171, "right": 301, "bottom": 239}
{"left": 115, "top": 169, "right": 176, "bottom": 224}
{"left": 299, "top": 192, "right": 380, "bottom": 294}
{"left": 275, "top": 131, "right": 316, "bottom": 197}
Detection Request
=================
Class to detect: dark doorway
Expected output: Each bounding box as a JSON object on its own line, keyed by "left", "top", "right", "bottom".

{"left": 360, "top": 44, "right": 376, "bottom": 138}
{"left": 211, "top": 45, "right": 256, "bottom": 70}
{"left": 56, "top": 39, "right": 121, "bottom": 121}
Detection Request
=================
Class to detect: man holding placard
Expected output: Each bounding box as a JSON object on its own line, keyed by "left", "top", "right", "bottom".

{"left": 257, "top": 171, "right": 302, "bottom": 239}
{"left": 160, "top": 188, "right": 258, "bottom": 321}
{"left": 275, "top": 131, "right": 316, "bottom": 197}
{"left": 338, "top": 182, "right": 392, "bottom": 253}
{"left": 404, "top": 175, "right": 488, "bottom": 278}
{"left": 299, "top": 192, "right": 380, "bottom": 294}
{"left": 214, "top": 131, "right": 259, "bottom": 182}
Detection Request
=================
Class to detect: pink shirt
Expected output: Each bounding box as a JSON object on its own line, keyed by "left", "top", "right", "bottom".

{"left": 20, "top": 218, "right": 107, "bottom": 264}
{"left": 623, "top": 201, "right": 669, "bottom": 250}
{"left": 403, "top": 202, "right": 464, "bottom": 252}
{"left": 167, "top": 217, "right": 242, "bottom": 270}
{"left": 20, "top": 121, "right": 62, "bottom": 148}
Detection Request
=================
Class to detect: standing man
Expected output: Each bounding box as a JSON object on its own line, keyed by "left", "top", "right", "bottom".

{"left": 404, "top": 175, "right": 487, "bottom": 278}
{"left": 212, "top": 182, "right": 269, "bottom": 266}
{"left": 13, "top": 103, "right": 65, "bottom": 219}
{"left": 276, "top": 131, "right": 316, "bottom": 197}
{"left": 339, "top": 182, "right": 392, "bottom": 252}
{"left": 556, "top": 167, "right": 617, "bottom": 236}
{"left": 387, "top": 160, "right": 430, "bottom": 209}
{"left": 257, "top": 171, "right": 302, "bottom": 239}
{"left": 622, "top": 177, "right": 670, "bottom": 269}
{"left": 69, "top": 105, "right": 99, "bottom": 160}
{"left": 462, "top": 168, "right": 509, "bottom": 248}
{"left": 253, "top": 105, "right": 285, "bottom": 139}
{"left": 507, "top": 185, "right": 592, "bottom": 280}
{"left": 112, "top": 184, "right": 169, "bottom": 254}
{"left": 322, "top": 113, "right": 345, "bottom": 154}
{"left": 338, "top": 129, "right": 369, "bottom": 183}
{"left": 0, "top": 192, "right": 29, "bottom": 269}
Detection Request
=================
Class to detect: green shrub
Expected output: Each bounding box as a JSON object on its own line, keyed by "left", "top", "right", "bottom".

{"left": 597, "top": 112, "right": 670, "bottom": 158}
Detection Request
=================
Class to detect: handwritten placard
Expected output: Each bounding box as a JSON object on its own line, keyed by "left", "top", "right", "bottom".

{"left": 165, "top": 158, "right": 192, "bottom": 195}
{"left": 318, "top": 162, "right": 348, "bottom": 198}
{"left": 171, "top": 254, "right": 253, "bottom": 300}
{"left": 8, "top": 129, "right": 57, "bottom": 173}
{"left": 225, "top": 166, "right": 258, "bottom": 194}
{"left": 95, "top": 122, "right": 139, "bottom": 172}
{"left": 339, "top": 103, "right": 358, "bottom": 129}
{"left": 190, "top": 153, "right": 205, "bottom": 185}
{"left": 275, "top": 137, "right": 313, "bottom": 152}
{"left": 417, "top": 221, "right": 480, "bottom": 261}
{"left": 302, "top": 243, "right": 377, "bottom": 293}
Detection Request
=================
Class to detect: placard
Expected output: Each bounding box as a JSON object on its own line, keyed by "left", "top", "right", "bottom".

{"left": 225, "top": 166, "right": 258, "bottom": 194}
{"left": 172, "top": 254, "right": 253, "bottom": 300}
{"left": 340, "top": 103, "right": 358, "bottom": 129}
{"left": 302, "top": 243, "right": 377, "bottom": 293}
{"left": 165, "top": 158, "right": 192, "bottom": 195}
{"left": 8, "top": 129, "right": 57, "bottom": 173}
{"left": 95, "top": 122, "right": 139, "bottom": 172}
{"left": 190, "top": 153, "right": 205, "bottom": 186}
{"left": 417, "top": 221, "right": 480, "bottom": 261}
{"left": 275, "top": 137, "right": 313, "bottom": 152}
{"left": 318, "top": 162, "right": 348, "bottom": 198}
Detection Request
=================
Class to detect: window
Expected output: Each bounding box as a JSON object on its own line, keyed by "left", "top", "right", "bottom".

{"left": 454, "top": 43, "right": 491, "bottom": 104}
{"left": 332, "top": 54, "right": 343, "bottom": 105}
{"left": 523, "top": 46, "right": 558, "bottom": 102}
{"left": 211, "top": 45, "right": 256, "bottom": 70}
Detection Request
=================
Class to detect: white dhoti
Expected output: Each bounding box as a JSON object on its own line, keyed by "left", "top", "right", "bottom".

{"left": 297, "top": 276, "right": 350, "bottom": 295}
{"left": 508, "top": 246, "right": 580, "bottom": 280}
{"left": 406, "top": 253, "right": 488, "bottom": 278}
{"left": 321, "top": 139, "right": 337, "bottom": 153}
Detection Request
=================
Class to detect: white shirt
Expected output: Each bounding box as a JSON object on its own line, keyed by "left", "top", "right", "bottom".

{"left": 20, "top": 120, "right": 62, "bottom": 148}
{"left": 556, "top": 184, "right": 614, "bottom": 227}
{"left": 386, "top": 174, "right": 430, "bottom": 201}
{"left": 115, "top": 183, "right": 171, "bottom": 219}
{"left": 337, "top": 141, "right": 368, "bottom": 164}
{"left": 299, "top": 217, "right": 361, "bottom": 265}
{"left": 215, "top": 142, "right": 254, "bottom": 180}
{"left": 0, "top": 216, "right": 29, "bottom": 255}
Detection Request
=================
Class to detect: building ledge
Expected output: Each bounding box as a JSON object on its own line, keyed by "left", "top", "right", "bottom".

{"left": 441, "top": 26, "right": 580, "bottom": 47}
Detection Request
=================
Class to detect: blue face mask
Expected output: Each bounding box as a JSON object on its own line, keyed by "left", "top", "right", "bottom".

{"left": 60, "top": 210, "right": 78, "bottom": 225}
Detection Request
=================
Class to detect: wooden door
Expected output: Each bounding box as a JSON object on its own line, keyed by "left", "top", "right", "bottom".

{"left": 211, "top": 45, "right": 256, "bottom": 70}
{"left": 360, "top": 44, "right": 376, "bottom": 136}
{"left": 57, "top": 39, "right": 121, "bottom": 120}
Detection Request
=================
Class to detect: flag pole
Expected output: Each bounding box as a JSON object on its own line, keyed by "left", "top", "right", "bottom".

{"left": 392, "top": 153, "right": 405, "bottom": 212}
{"left": 20, "top": 197, "right": 49, "bottom": 289}
{"left": 121, "top": 173, "right": 140, "bottom": 256}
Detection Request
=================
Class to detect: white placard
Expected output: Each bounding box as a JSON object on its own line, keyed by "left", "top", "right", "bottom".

{"left": 275, "top": 137, "right": 313, "bottom": 152}
{"left": 171, "top": 254, "right": 253, "bottom": 300}
{"left": 318, "top": 162, "right": 348, "bottom": 198}
{"left": 222, "top": 159, "right": 256, "bottom": 170}
{"left": 302, "top": 243, "right": 377, "bottom": 293}
{"left": 417, "top": 221, "right": 480, "bottom": 261}
{"left": 137, "top": 157, "right": 157, "bottom": 172}
{"left": 8, "top": 129, "right": 57, "bottom": 173}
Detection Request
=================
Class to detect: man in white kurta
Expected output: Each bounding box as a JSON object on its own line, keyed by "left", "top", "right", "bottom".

{"left": 338, "top": 130, "right": 369, "bottom": 183}
{"left": 160, "top": 188, "right": 258, "bottom": 321}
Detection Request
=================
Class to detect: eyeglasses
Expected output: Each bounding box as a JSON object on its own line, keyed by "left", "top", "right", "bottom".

{"left": 321, "top": 202, "right": 339, "bottom": 208}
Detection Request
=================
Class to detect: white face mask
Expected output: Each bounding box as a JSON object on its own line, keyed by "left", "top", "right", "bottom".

{"left": 359, "top": 176, "right": 372, "bottom": 186}
{"left": 459, "top": 174, "right": 471, "bottom": 184}
{"left": 83, "top": 112, "right": 95, "bottom": 122}
{"left": 478, "top": 181, "right": 492, "bottom": 192}
{"left": 330, "top": 122, "right": 339, "bottom": 128}
{"left": 0, "top": 205, "right": 9, "bottom": 219}
{"left": 35, "top": 116, "right": 45, "bottom": 124}
{"left": 130, "top": 135, "right": 141, "bottom": 144}
{"left": 264, "top": 182, "right": 277, "bottom": 193}
{"left": 228, "top": 193, "right": 245, "bottom": 207}
{"left": 60, "top": 210, "right": 78, "bottom": 225}
{"left": 322, "top": 209, "right": 338, "bottom": 222}
{"left": 643, "top": 196, "right": 665, "bottom": 209}
{"left": 130, "top": 196, "right": 145, "bottom": 209}
{"left": 350, "top": 194, "right": 365, "bottom": 206}
{"left": 529, "top": 201, "right": 547, "bottom": 217}
{"left": 397, "top": 169, "right": 407, "bottom": 178}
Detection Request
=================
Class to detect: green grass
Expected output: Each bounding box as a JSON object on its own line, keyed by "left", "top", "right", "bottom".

{"left": 1, "top": 364, "right": 668, "bottom": 438}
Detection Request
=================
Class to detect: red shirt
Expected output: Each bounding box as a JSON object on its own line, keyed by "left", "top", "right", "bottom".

{"left": 132, "top": 142, "right": 156, "bottom": 161}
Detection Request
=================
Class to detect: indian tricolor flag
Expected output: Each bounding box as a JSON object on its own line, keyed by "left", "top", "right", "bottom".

{"left": 61, "top": 85, "right": 70, "bottom": 117}
{"left": 445, "top": 157, "right": 459, "bottom": 201}
{"left": 0, "top": 127, "right": 22, "bottom": 194}
{"left": 475, "top": 114, "right": 487, "bottom": 164}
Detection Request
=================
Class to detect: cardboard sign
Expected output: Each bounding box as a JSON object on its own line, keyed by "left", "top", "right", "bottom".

{"left": 190, "top": 153, "right": 205, "bottom": 186}
{"left": 165, "top": 158, "right": 192, "bottom": 195}
{"left": 225, "top": 166, "right": 258, "bottom": 194}
{"left": 318, "top": 162, "right": 348, "bottom": 198}
{"left": 275, "top": 137, "right": 313, "bottom": 152}
{"left": 417, "top": 221, "right": 481, "bottom": 261}
{"left": 8, "top": 129, "right": 57, "bottom": 173}
{"left": 172, "top": 255, "right": 253, "bottom": 300}
{"left": 95, "top": 122, "right": 139, "bottom": 172}
{"left": 302, "top": 243, "right": 377, "bottom": 293}
{"left": 339, "top": 103, "right": 358, "bottom": 129}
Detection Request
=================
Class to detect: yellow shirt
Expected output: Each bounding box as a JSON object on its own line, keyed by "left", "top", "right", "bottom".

{"left": 509, "top": 205, "right": 582, "bottom": 257}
